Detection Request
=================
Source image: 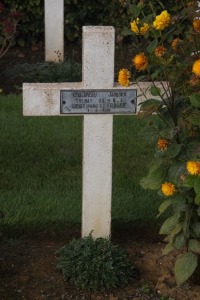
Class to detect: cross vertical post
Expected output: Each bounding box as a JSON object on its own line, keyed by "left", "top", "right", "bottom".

{"left": 81, "top": 27, "right": 115, "bottom": 238}
{"left": 44, "top": 0, "right": 64, "bottom": 62}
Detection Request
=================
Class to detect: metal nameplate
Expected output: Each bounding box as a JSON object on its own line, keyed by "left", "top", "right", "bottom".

{"left": 60, "top": 89, "right": 137, "bottom": 114}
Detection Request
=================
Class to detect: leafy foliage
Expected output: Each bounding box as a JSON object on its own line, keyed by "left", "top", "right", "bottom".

{"left": 5, "top": 59, "right": 81, "bottom": 92}
{"left": 64, "top": 0, "right": 130, "bottom": 42}
{"left": 0, "top": 1, "right": 22, "bottom": 57}
{"left": 119, "top": 0, "right": 200, "bottom": 285}
{"left": 3, "top": 0, "right": 43, "bottom": 44}
{"left": 57, "top": 234, "right": 138, "bottom": 291}
{"left": 2, "top": 0, "right": 133, "bottom": 44}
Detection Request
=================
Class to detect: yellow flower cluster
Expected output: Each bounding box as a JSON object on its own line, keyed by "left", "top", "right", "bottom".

{"left": 193, "top": 19, "right": 200, "bottom": 33}
{"left": 130, "top": 19, "right": 139, "bottom": 34}
{"left": 161, "top": 182, "right": 177, "bottom": 196}
{"left": 186, "top": 161, "right": 200, "bottom": 176}
{"left": 118, "top": 69, "right": 131, "bottom": 87}
{"left": 153, "top": 10, "right": 171, "bottom": 31}
{"left": 192, "top": 59, "right": 200, "bottom": 77}
{"left": 157, "top": 138, "right": 169, "bottom": 150}
{"left": 154, "top": 46, "right": 167, "bottom": 58}
{"left": 130, "top": 19, "right": 150, "bottom": 35}
{"left": 133, "top": 53, "right": 148, "bottom": 71}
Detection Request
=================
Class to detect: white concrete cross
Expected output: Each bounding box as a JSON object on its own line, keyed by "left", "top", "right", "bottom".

{"left": 23, "top": 26, "right": 164, "bottom": 238}
{"left": 45, "top": 0, "right": 64, "bottom": 62}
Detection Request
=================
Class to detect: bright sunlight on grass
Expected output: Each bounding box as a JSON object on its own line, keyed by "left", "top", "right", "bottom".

{"left": 0, "top": 95, "right": 161, "bottom": 233}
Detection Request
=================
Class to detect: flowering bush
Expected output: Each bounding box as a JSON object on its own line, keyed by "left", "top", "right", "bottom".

{"left": 0, "top": 2, "right": 22, "bottom": 59}
{"left": 118, "top": 1, "right": 200, "bottom": 285}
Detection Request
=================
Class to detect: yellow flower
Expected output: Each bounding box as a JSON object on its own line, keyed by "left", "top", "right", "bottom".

{"left": 133, "top": 53, "right": 148, "bottom": 71}
{"left": 130, "top": 19, "right": 150, "bottom": 35}
{"left": 153, "top": 10, "right": 171, "bottom": 31}
{"left": 140, "top": 23, "right": 150, "bottom": 35}
{"left": 161, "top": 182, "right": 177, "bottom": 196}
{"left": 192, "top": 59, "right": 200, "bottom": 77}
{"left": 171, "top": 38, "right": 181, "bottom": 51}
{"left": 118, "top": 68, "right": 131, "bottom": 87}
{"left": 154, "top": 46, "right": 167, "bottom": 58}
{"left": 193, "top": 19, "right": 200, "bottom": 32}
{"left": 157, "top": 138, "right": 169, "bottom": 150}
{"left": 186, "top": 161, "right": 200, "bottom": 176}
{"left": 130, "top": 19, "right": 140, "bottom": 34}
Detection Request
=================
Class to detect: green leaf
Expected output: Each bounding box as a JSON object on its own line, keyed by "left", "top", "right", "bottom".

{"left": 158, "top": 199, "right": 173, "bottom": 216}
{"left": 171, "top": 223, "right": 183, "bottom": 236}
{"left": 140, "top": 175, "right": 161, "bottom": 190}
{"left": 174, "top": 233, "right": 186, "bottom": 249}
{"left": 140, "top": 167, "right": 165, "bottom": 190}
{"left": 120, "top": 28, "right": 132, "bottom": 36}
{"left": 139, "top": 99, "right": 162, "bottom": 115}
{"left": 183, "top": 175, "right": 196, "bottom": 187}
{"left": 136, "top": 75, "right": 148, "bottom": 82}
{"left": 197, "top": 207, "right": 200, "bottom": 216}
{"left": 162, "top": 242, "right": 174, "bottom": 255}
{"left": 168, "top": 162, "right": 186, "bottom": 184}
{"left": 190, "top": 94, "right": 200, "bottom": 107}
{"left": 151, "top": 69, "right": 161, "bottom": 80}
{"left": 195, "top": 195, "right": 200, "bottom": 206}
{"left": 159, "top": 213, "right": 180, "bottom": 235}
{"left": 191, "top": 222, "right": 200, "bottom": 238}
{"left": 150, "top": 85, "right": 161, "bottom": 96}
{"left": 167, "top": 223, "right": 184, "bottom": 245}
{"left": 194, "top": 177, "right": 200, "bottom": 195}
{"left": 137, "top": 2, "right": 144, "bottom": 9}
{"left": 160, "top": 128, "right": 174, "bottom": 139}
{"left": 129, "top": 4, "right": 140, "bottom": 18}
{"left": 174, "top": 252, "right": 198, "bottom": 285}
{"left": 185, "top": 141, "right": 200, "bottom": 160}
{"left": 140, "top": 99, "right": 162, "bottom": 109}
{"left": 149, "top": 158, "right": 163, "bottom": 171}
{"left": 189, "top": 239, "right": 200, "bottom": 254}
{"left": 172, "top": 195, "right": 187, "bottom": 213}
{"left": 187, "top": 112, "right": 200, "bottom": 125}
{"left": 168, "top": 142, "right": 182, "bottom": 159}
{"left": 147, "top": 39, "right": 158, "bottom": 54}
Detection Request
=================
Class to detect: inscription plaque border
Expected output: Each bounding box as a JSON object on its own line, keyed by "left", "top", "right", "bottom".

{"left": 60, "top": 89, "right": 137, "bottom": 114}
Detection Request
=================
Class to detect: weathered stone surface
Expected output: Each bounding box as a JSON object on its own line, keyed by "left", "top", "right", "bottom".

{"left": 45, "top": 0, "right": 64, "bottom": 62}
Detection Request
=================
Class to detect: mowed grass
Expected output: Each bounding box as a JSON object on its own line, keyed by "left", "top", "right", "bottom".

{"left": 0, "top": 95, "right": 161, "bottom": 233}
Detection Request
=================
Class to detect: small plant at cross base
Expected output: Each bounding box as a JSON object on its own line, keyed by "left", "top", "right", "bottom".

{"left": 118, "top": 1, "right": 200, "bottom": 285}
{"left": 57, "top": 234, "right": 138, "bottom": 291}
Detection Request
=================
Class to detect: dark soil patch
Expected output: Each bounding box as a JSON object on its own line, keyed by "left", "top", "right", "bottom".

{"left": 1, "top": 226, "right": 200, "bottom": 300}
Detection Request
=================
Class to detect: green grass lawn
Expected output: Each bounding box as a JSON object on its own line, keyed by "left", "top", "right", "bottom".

{"left": 0, "top": 94, "right": 162, "bottom": 233}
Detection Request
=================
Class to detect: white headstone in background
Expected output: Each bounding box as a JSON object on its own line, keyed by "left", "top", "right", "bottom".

{"left": 45, "top": 0, "right": 64, "bottom": 62}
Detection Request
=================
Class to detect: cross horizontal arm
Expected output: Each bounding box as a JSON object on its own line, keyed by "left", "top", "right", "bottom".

{"left": 23, "top": 82, "right": 83, "bottom": 116}
{"left": 23, "top": 81, "right": 168, "bottom": 116}
{"left": 23, "top": 83, "right": 140, "bottom": 116}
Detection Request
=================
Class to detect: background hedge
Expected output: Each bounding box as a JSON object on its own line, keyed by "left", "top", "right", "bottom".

{"left": 4, "top": 0, "right": 129, "bottom": 45}
{"left": 3, "top": 0, "right": 190, "bottom": 46}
